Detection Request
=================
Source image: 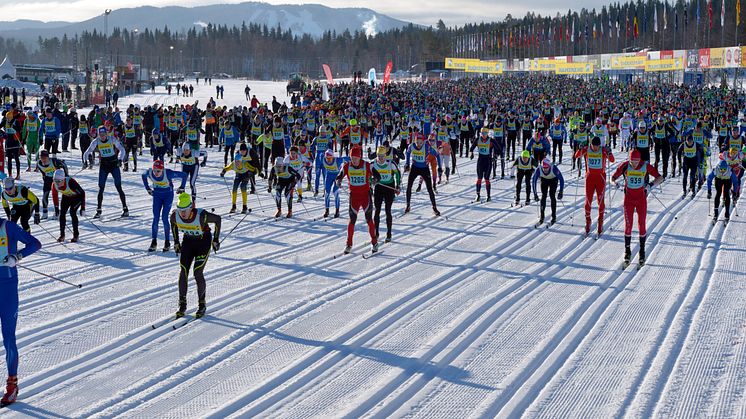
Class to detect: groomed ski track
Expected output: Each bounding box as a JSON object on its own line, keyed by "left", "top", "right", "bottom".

{"left": 2, "top": 80, "right": 745, "bottom": 418}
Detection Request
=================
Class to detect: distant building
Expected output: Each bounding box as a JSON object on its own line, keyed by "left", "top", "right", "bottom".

{"left": 14, "top": 63, "right": 76, "bottom": 84}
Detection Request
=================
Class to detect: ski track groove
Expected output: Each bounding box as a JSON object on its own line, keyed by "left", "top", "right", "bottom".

{"left": 15, "top": 170, "right": 485, "bottom": 404}
{"left": 75, "top": 159, "right": 598, "bottom": 418}
{"left": 372, "top": 173, "right": 692, "bottom": 419}
{"left": 18, "top": 152, "right": 540, "bottom": 416}
{"left": 510, "top": 191, "right": 715, "bottom": 418}
{"left": 647, "top": 212, "right": 746, "bottom": 418}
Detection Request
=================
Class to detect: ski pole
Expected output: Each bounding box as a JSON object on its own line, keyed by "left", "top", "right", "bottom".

{"left": 83, "top": 214, "right": 116, "bottom": 241}
{"left": 220, "top": 207, "right": 252, "bottom": 245}
{"left": 19, "top": 265, "right": 83, "bottom": 288}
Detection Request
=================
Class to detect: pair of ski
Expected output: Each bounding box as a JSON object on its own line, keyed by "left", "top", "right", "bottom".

{"left": 333, "top": 241, "right": 387, "bottom": 260}
{"left": 151, "top": 314, "right": 197, "bottom": 331}
{"left": 622, "top": 259, "right": 645, "bottom": 270}
{"left": 534, "top": 219, "right": 556, "bottom": 229}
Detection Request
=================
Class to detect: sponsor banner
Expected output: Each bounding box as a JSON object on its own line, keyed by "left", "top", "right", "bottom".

{"left": 555, "top": 62, "right": 594, "bottom": 75}
{"left": 611, "top": 55, "right": 646, "bottom": 69}
{"left": 444, "top": 57, "right": 480, "bottom": 70}
{"left": 699, "top": 48, "right": 712, "bottom": 68}
{"left": 724, "top": 47, "right": 741, "bottom": 68}
{"left": 644, "top": 57, "right": 685, "bottom": 72}
{"left": 464, "top": 60, "right": 503, "bottom": 74}
{"left": 530, "top": 59, "right": 558, "bottom": 71}
{"left": 687, "top": 50, "right": 700, "bottom": 69}
{"left": 710, "top": 47, "right": 726, "bottom": 68}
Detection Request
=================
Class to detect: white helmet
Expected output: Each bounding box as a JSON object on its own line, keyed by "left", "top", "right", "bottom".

{"left": 53, "top": 169, "right": 66, "bottom": 182}
{"left": 638, "top": 121, "right": 647, "bottom": 130}
{"left": 275, "top": 157, "right": 285, "bottom": 166}
{"left": 182, "top": 143, "right": 191, "bottom": 153}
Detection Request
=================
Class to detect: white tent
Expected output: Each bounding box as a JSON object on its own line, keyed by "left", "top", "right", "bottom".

{"left": 0, "top": 56, "right": 16, "bottom": 80}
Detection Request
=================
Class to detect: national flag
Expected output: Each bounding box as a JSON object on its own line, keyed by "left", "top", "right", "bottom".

{"left": 571, "top": 19, "right": 575, "bottom": 42}
{"left": 654, "top": 5, "right": 659, "bottom": 32}
{"left": 708, "top": 0, "right": 713, "bottom": 29}
{"left": 626, "top": 12, "right": 631, "bottom": 37}
{"left": 634, "top": 14, "right": 639, "bottom": 37}
{"left": 738, "top": 0, "right": 742, "bottom": 27}
{"left": 721, "top": 0, "right": 725, "bottom": 27}
{"left": 664, "top": 1, "right": 668, "bottom": 29}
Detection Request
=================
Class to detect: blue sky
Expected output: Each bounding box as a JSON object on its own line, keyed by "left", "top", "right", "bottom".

{"left": 0, "top": 0, "right": 611, "bottom": 27}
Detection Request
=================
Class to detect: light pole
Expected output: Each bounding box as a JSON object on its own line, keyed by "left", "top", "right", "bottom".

{"left": 104, "top": 9, "right": 112, "bottom": 38}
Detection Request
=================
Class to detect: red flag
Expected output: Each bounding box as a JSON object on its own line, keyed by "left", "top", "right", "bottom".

{"left": 709, "top": 0, "right": 713, "bottom": 29}
{"left": 322, "top": 64, "right": 334, "bottom": 85}
{"left": 383, "top": 61, "right": 393, "bottom": 85}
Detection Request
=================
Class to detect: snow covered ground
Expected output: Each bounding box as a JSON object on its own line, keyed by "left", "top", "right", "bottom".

{"left": 2, "top": 79, "right": 746, "bottom": 418}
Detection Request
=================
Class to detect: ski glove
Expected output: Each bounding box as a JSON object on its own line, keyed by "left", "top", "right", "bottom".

{"left": 220, "top": 170, "right": 226, "bottom": 177}
{"left": 212, "top": 240, "right": 220, "bottom": 252}
{"left": 2, "top": 253, "right": 21, "bottom": 268}
{"left": 34, "top": 212, "right": 40, "bottom": 225}
{"left": 707, "top": 191, "right": 712, "bottom": 199}
{"left": 534, "top": 193, "right": 539, "bottom": 201}
{"left": 176, "top": 188, "right": 185, "bottom": 194}
{"left": 147, "top": 189, "right": 153, "bottom": 196}
{"left": 80, "top": 209, "right": 86, "bottom": 217}
{"left": 174, "top": 243, "right": 181, "bottom": 254}
{"left": 557, "top": 191, "right": 563, "bottom": 200}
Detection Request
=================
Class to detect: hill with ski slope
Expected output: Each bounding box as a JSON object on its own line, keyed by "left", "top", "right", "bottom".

{"left": 1, "top": 79, "right": 746, "bottom": 418}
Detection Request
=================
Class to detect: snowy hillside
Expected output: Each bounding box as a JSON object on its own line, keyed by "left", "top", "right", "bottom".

{"left": 0, "top": 2, "right": 413, "bottom": 42}
{"left": 2, "top": 80, "right": 745, "bottom": 418}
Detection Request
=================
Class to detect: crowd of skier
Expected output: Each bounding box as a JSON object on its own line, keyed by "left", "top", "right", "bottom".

{"left": 0, "top": 74, "right": 745, "bottom": 407}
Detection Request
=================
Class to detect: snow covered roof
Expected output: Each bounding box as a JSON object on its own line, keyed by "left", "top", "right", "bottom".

{"left": 0, "top": 56, "right": 16, "bottom": 80}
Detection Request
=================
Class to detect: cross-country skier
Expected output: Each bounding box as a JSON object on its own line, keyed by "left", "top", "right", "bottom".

{"left": 143, "top": 159, "right": 187, "bottom": 252}
{"left": 575, "top": 136, "right": 615, "bottom": 237}
{"left": 178, "top": 143, "right": 207, "bottom": 200}
{"left": 532, "top": 158, "right": 565, "bottom": 226}
{"left": 336, "top": 145, "right": 380, "bottom": 253}
{"left": 611, "top": 149, "right": 665, "bottom": 268}
{"left": 83, "top": 126, "right": 128, "bottom": 219}
{"left": 51, "top": 169, "right": 85, "bottom": 242}
{"left": 2, "top": 178, "right": 39, "bottom": 232}
{"left": 320, "top": 150, "right": 347, "bottom": 218}
{"left": 221, "top": 145, "right": 262, "bottom": 214}
{"left": 404, "top": 133, "right": 441, "bottom": 216}
{"left": 372, "top": 146, "right": 401, "bottom": 242}
{"left": 708, "top": 159, "right": 740, "bottom": 224}
{"left": 268, "top": 156, "right": 301, "bottom": 218}
{"left": 470, "top": 127, "right": 499, "bottom": 202}
{"left": 0, "top": 218, "right": 41, "bottom": 407}
{"left": 171, "top": 193, "right": 221, "bottom": 319}
{"left": 510, "top": 150, "right": 535, "bottom": 206}
{"left": 35, "top": 150, "right": 68, "bottom": 220}
{"left": 678, "top": 134, "right": 704, "bottom": 199}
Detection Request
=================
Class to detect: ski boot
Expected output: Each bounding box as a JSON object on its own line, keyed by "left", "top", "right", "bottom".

{"left": 371, "top": 242, "right": 379, "bottom": 253}
{"left": 334, "top": 208, "right": 340, "bottom": 218}
{"left": 93, "top": 208, "right": 102, "bottom": 219}
{"left": 121, "top": 206, "right": 129, "bottom": 217}
{"left": 475, "top": 194, "right": 481, "bottom": 203}
{"left": 70, "top": 234, "right": 79, "bottom": 243}
{"left": 514, "top": 197, "right": 520, "bottom": 206}
{"left": 1, "top": 376, "right": 18, "bottom": 407}
{"left": 623, "top": 236, "right": 632, "bottom": 268}
{"left": 385, "top": 233, "right": 392, "bottom": 243}
{"left": 41, "top": 209, "right": 48, "bottom": 220}
{"left": 343, "top": 245, "right": 352, "bottom": 254}
{"left": 314, "top": 189, "right": 319, "bottom": 198}
{"left": 638, "top": 236, "right": 647, "bottom": 269}
{"left": 148, "top": 239, "right": 158, "bottom": 252}
{"left": 123, "top": 163, "right": 129, "bottom": 172}
{"left": 323, "top": 208, "right": 329, "bottom": 218}
{"left": 53, "top": 207, "right": 59, "bottom": 220}
{"left": 550, "top": 216, "right": 556, "bottom": 226}
{"left": 274, "top": 208, "right": 282, "bottom": 218}
{"left": 163, "top": 240, "right": 171, "bottom": 252}
{"left": 195, "top": 300, "right": 206, "bottom": 319}
{"left": 433, "top": 207, "right": 441, "bottom": 217}
{"left": 286, "top": 210, "right": 293, "bottom": 218}
{"left": 297, "top": 195, "right": 303, "bottom": 203}
{"left": 486, "top": 195, "right": 491, "bottom": 202}
{"left": 175, "top": 298, "right": 187, "bottom": 318}
{"left": 404, "top": 205, "right": 411, "bottom": 214}
{"left": 229, "top": 204, "right": 237, "bottom": 214}
{"left": 241, "top": 205, "right": 248, "bottom": 214}
{"left": 525, "top": 198, "right": 531, "bottom": 206}
{"left": 57, "top": 235, "right": 65, "bottom": 243}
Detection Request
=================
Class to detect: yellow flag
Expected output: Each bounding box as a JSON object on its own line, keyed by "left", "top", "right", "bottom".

{"left": 738, "top": 0, "right": 741, "bottom": 27}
